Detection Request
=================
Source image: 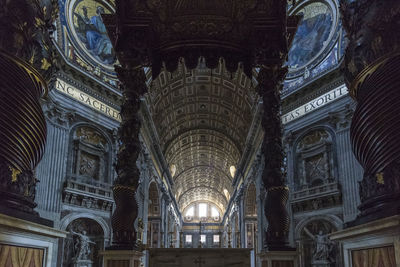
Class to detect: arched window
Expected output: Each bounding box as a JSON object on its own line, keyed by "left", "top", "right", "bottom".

{"left": 185, "top": 206, "right": 194, "bottom": 217}
{"left": 183, "top": 202, "right": 221, "bottom": 222}
{"left": 199, "top": 203, "right": 207, "bottom": 218}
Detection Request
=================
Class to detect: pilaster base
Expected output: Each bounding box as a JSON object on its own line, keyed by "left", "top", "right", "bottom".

{"left": 258, "top": 249, "right": 298, "bottom": 267}
{"left": 0, "top": 213, "right": 66, "bottom": 266}
{"left": 100, "top": 249, "right": 143, "bottom": 267}
{"left": 330, "top": 215, "right": 400, "bottom": 267}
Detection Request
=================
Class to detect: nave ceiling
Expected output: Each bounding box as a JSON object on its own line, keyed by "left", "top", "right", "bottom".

{"left": 146, "top": 60, "right": 258, "bottom": 213}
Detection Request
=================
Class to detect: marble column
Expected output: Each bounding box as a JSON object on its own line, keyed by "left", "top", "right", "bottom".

{"left": 341, "top": 0, "right": 400, "bottom": 226}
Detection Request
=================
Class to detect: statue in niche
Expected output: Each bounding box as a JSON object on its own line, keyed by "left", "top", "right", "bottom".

{"left": 304, "top": 227, "right": 331, "bottom": 261}
{"left": 71, "top": 230, "right": 95, "bottom": 261}
{"left": 301, "top": 221, "right": 336, "bottom": 266}
{"left": 64, "top": 218, "right": 104, "bottom": 267}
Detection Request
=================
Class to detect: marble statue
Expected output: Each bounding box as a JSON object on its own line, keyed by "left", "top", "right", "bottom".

{"left": 303, "top": 227, "right": 331, "bottom": 261}
{"left": 71, "top": 230, "right": 95, "bottom": 260}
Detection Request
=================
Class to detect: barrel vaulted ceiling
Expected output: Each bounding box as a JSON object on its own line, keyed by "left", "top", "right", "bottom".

{"left": 146, "top": 59, "right": 258, "bottom": 213}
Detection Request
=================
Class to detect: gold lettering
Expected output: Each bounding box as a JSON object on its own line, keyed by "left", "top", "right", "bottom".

{"left": 282, "top": 85, "right": 349, "bottom": 125}
{"left": 55, "top": 79, "right": 121, "bottom": 122}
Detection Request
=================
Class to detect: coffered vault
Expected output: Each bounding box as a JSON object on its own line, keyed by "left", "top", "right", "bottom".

{"left": 146, "top": 60, "right": 258, "bottom": 213}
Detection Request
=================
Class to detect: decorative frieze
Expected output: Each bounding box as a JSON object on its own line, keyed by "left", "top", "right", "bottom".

{"left": 63, "top": 178, "right": 113, "bottom": 212}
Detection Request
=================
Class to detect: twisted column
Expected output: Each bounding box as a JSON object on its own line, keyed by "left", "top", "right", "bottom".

{"left": 0, "top": 0, "right": 58, "bottom": 223}
{"left": 0, "top": 51, "right": 47, "bottom": 218}
{"left": 110, "top": 66, "right": 147, "bottom": 249}
{"left": 256, "top": 65, "right": 291, "bottom": 250}
{"left": 341, "top": 0, "right": 400, "bottom": 225}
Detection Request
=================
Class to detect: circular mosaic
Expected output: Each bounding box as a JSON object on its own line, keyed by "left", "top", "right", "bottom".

{"left": 67, "top": 0, "right": 116, "bottom": 69}
{"left": 288, "top": 1, "right": 337, "bottom": 73}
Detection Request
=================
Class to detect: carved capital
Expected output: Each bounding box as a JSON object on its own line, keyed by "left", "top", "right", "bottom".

{"left": 328, "top": 104, "right": 354, "bottom": 130}
{"left": 42, "top": 100, "right": 75, "bottom": 128}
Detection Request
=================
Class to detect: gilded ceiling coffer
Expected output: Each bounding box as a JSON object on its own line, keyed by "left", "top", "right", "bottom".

{"left": 104, "top": 0, "right": 299, "bottom": 250}
{"left": 0, "top": 0, "right": 58, "bottom": 224}
{"left": 340, "top": 0, "right": 400, "bottom": 226}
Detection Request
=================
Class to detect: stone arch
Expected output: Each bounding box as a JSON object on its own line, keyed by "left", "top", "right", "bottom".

{"left": 69, "top": 122, "right": 114, "bottom": 146}
{"left": 61, "top": 215, "right": 107, "bottom": 267}
{"left": 295, "top": 215, "right": 343, "bottom": 267}
{"left": 294, "top": 214, "right": 342, "bottom": 240}
{"left": 60, "top": 212, "right": 111, "bottom": 239}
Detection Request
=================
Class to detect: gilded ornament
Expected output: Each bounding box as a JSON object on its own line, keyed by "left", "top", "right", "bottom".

{"left": 9, "top": 166, "right": 21, "bottom": 182}
{"left": 376, "top": 172, "right": 384, "bottom": 185}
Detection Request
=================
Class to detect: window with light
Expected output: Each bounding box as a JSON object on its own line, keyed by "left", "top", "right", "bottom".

{"left": 185, "top": 206, "right": 194, "bottom": 217}
{"left": 200, "top": 234, "right": 206, "bottom": 243}
{"left": 199, "top": 203, "right": 207, "bottom": 217}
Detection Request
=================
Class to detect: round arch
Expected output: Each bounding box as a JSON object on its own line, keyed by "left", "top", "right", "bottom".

{"left": 60, "top": 212, "right": 111, "bottom": 239}
{"left": 69, "top": 121, "right": 114, "bottom": 146}
{"left": 294, "top": 214, "right": 343, "bottom": 240}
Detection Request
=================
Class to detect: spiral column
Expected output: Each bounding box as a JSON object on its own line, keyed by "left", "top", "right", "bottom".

{"left": 109, "top": 66, "right": 147, "bottom": 249}
{"left": 0, "top": 51, "right": 47, "bottom": 218}
{"left": 257, "top": 66, "right": 292, "bottom": 250}
{"left": 341, "top": 0, "right": 400, "bottom": 225}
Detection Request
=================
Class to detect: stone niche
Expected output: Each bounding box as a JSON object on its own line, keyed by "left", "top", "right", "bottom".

{"left": 70, "top": 126, "right": 111, "bottom": 185}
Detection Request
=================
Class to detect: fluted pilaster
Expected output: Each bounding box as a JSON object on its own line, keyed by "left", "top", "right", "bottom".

{"left": 335, "top": 127, "right": 362, "bottom": 222}
{"left": 35, "top": 108, "right": 70, "bottom": 218}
